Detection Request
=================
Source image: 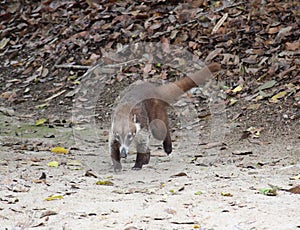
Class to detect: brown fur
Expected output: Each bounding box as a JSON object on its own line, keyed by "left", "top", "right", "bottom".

{"left": 110, "top": 63, "right": 221, "bottom": 171}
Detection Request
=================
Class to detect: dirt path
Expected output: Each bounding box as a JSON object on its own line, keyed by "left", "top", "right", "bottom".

{"left": 0, "top": 113, "right": 299, "bottom": 230}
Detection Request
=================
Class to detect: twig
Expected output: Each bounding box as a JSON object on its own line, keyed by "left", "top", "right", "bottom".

{"left": 55, "top": 64, "right": 91, "bottom": 69}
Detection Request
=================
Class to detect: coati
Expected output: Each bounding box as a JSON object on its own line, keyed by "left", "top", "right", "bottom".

{"left": 109, "top": 63, "right": 221, "bottom": 171}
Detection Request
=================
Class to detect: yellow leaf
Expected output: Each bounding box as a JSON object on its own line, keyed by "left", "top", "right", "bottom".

{"left": 290, "top": 174, "right": 300, "bottom": 180}
{"left": 229, "top": 98, "right": 238, "bottom": 106}
{"left": 67, "top": 160, "right": 82, "bottom": 166}
{"left": 247, "top": 103, "right": 261, "bottom": 110}
{"left": 221, "top": 191, "right": 233, "bottom": 197}
{"left": 51, "top": 147, "right": 68, "bottom": 154}
{"left": 232, "top": 85, "right": 243, "bottom": 93}
{"left": 47, "top": 161, "right": 59, "bottom": 168}
{"left": 270, "top": 91, "right": 287, "bottom": 102}
{"left": 35, "top": 118, "right": 47, "bottom": 126}
{"left": 96, "top": 180, "right": 114, "bottom": 186}
{"left": 45, "top": 195, "right": 64, "bottom": 201}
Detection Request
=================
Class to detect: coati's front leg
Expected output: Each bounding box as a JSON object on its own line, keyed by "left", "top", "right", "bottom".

{"left": 132, "top": 133, "right": 150, "bottom": 170}
{"left": 110, "top": 139, "right": 122, "bottom": 172}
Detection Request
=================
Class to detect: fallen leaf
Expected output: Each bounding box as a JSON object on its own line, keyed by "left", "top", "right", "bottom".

{"left": 47, "top": 161, "right": 59, "bottom": 168}
{"left": 256, "top": 80, "right": 277, "bottom": 92}
{"left": 40, "top": 210, "right": 58, "bottom": 218}
{"left": 270, "top": 91, "right": 287, "bottom": 103}
{"left": 259, "top": 188, "right": 277, "bottom": 196}
{"left": 285, "top": 40, "right": 300, "bottom": 51}
{"left": 164, "top": 208, "right": 176, "bottom": 215}
{"left": 229, "top": 98, "right": 238, "bottom": 106}
{"left": 96, "top": 180, "right": 114, "bottom": 186}
{"left": 287, "top": 185, "right": 300, "bottom": 194}
{"left": 85, "top": 170, "right": 98, "bottom": 178}
{"left": 170, "top": 172, "right": 188, "bottom": 178}
{"left": 232, "top": 85, "right": 243, "bottom": 93}
{"left": 35, "top": 103, "right": 49, "bottom": 109}
{"left": 67, "top": 160, "right": 81, "bottom": 166}
{"left": 0, "top": 37, "right": 10, "bottom": 49}
{"left": 247, "top": 103, "right": 261, "bottom": 110}
{"left": 221, "top": 192, "right": 233, "bottom": 197}
{"left": 290, "top": 174, "right": 300, "bottom": 180}
{"left": 194, "top": 191, "right": 203, "bottom": 195}
{"left": 35, "top": 118, "right": 47, "bottom": 126}
{"left": 51, "top": 146, "right": 68, "bottom": 154}
{"left": 124, "top": 227, "right": 138, "bottom": 230}
{"left": 45, "top": 195, "right": 64, "bottom": 201}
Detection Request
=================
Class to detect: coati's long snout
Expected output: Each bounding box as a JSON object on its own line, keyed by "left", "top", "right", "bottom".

{"left": 109, "top": 63, "right": 221, "bottom": 171}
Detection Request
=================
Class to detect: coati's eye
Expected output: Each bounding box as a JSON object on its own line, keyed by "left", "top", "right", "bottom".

{"left": 127, "top": 132, "right": 134, "bottom": 140}
{"left": 114, "top": 133, "right": 120, "bottom": 140}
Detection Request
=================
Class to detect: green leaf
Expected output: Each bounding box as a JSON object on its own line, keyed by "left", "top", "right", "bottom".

{"left": 259, "top": 188, "right": 277, "bottom": 196}
{"left": 257, "top": 80, "right": 277, "bottom": 91}
{"left": 169, "top": 189, "right": 175, "bottom": 194}
{"left": 194, "top": 191, "right": 203, "bottom": 195}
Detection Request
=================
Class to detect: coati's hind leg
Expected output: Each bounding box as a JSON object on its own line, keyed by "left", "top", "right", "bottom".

{"left": 132, "top": 134, "right": 150, "bottom": 170}
{"left": 150, "top": 114, "right": 172, "bottom": 155}
{"left": 110, "top": 139, "right": 122, "bottom": 172}
{"left": 163, "top": 130, "right": 172, "bottom": 155}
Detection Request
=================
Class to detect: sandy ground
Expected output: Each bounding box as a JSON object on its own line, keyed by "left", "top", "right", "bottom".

{"left": 0, "top": 120, "right": 300, "bottom": 230}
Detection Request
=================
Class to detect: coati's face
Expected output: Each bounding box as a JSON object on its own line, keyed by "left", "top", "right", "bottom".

{"left": 112, "top": 109, "right": 140, "bottom": 158}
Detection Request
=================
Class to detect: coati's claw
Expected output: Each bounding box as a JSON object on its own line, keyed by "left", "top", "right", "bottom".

{"left": 132, "top": 165, "right": 142, "bottom": 170}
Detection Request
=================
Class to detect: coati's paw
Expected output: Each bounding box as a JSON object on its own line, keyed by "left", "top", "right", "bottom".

{"left": 113, "top": 162, "right": 122, "bottom": 172}
{"left": 132, "top": 165, "right": 142, "bottom": 170}
{"left": 163, "top": 143, "right": 172, "bottom": 155}
{"left": 132, "top": 152, "right": 150, "bottom": 170}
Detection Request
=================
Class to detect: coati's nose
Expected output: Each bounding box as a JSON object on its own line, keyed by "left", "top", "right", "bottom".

{"left": 120, "top": 147, "right": 127, "bottom": 158}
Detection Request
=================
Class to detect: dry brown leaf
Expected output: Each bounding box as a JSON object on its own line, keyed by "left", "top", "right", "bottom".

{"left": 285, "top": 40, "right": 300, "bottom": 51}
